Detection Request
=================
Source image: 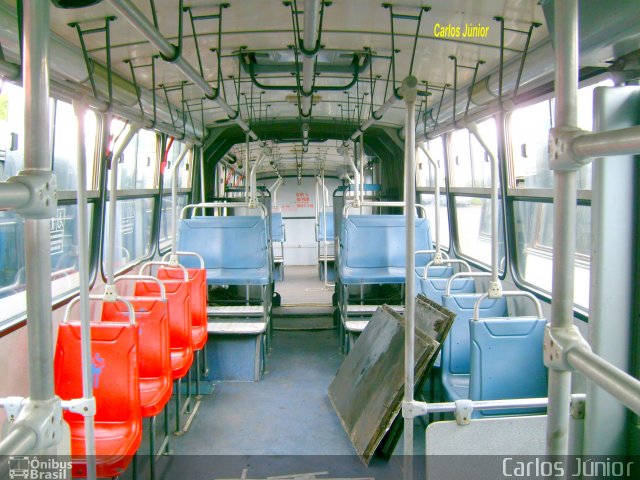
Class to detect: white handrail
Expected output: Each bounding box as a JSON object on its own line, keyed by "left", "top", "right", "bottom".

{"left": 343, "top": 200, "right": 428, "bottom": 218}
{"left": 423, "top": 258, "right": 470, "bottom": 279}
{"left": 472, "top": 290, "right": 544, "bottom": 320}
{"left": 181, "top": 201, "right": 267, "bottom": 219}
{"left": 445, "top": 271, "right": 491, "bottom": 296}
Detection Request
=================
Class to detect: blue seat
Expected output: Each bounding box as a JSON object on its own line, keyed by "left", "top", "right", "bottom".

{"left": 470, "top": 316, "right": 548, "bottom": 415}
{"left": 440, "top": 294, "right": 508, "bottom": 401}
{"left": 271, "top": 212, "right": 285, "bottom": 243}
{"left": 178, "top": 216, "right": 270, "bottom": 285}
{"left": 318, "top": 212, "right": 334, "bottom": 242}
{"left": 339, "top": 215, "right": 431, "bottom": 284}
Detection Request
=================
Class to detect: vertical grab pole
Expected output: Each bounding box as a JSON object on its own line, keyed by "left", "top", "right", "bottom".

{"left": 400, "top": 75, "right": 418, "bottom": 474}
{"left": 104, "top": 124, "right": 140, "bottom": 290}
{"left": 546, "top": 0, "right": 579, "bottom": 457}
{"left": 22, "top": 0, "right": 55, "bottom": 404}
{"left": 359, "top": 133, "right": 365, "bottom": 206}
{"left": 419, "top": 145, "right": 442, "bottom": 264}
{"left": 169, "top": 143, "right": 194, "bottom": 264}
{"left": 72, "top": 101, "right": 97, "bottom": 480}
{"left": 199, "top": 146, "right": 206, "bottom": 215}
{"left": 467, "top": 123, "right": 501, "bottom": 296}
{"left": 244, "top": 133, "right": 250, "bottom": 200}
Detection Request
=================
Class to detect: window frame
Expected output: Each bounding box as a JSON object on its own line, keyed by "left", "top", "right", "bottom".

{"left": 0, "top": 92, "right": 104, "bottom": 334}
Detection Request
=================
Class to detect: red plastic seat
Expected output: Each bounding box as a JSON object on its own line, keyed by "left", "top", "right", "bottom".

{"left": 54, "top": 321, "right": 142, "bottom": 478}
{"left": 135, "top": 276, "right": 193, "bottom": 380}
{"left": 158, "top": 267, "right": 208, "bottom": 351}
{"left": 102, "top": 295, "right": 172, "bottom": 418}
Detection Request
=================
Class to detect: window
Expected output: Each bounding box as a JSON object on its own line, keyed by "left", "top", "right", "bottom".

{"left": 513, "top": 201, "right": 591, "bottom": 309}
{"left": 108, "top": 119, "right": 158, "bottom": 190}
{"left": 454, "top": 196, "right": 505, "bottom": 271}
{"left": 419, "top": 193, "right": 449, "bottom": 249}
{"left": 0, "top": 204, "right": 94, "bottom": 327}
{"left": 52, "top": 100, "right": 98, "bottom": 191}
{"left": 509, "top": 78, "right": 614, "bottom": 190}
{"left": 103, "top": 198, "right": 154, "bottom": 273}
{"left": 0, "top": 82, "right": 25, "bottom": 181}
{"left": 159, "top": 193, "right": 189, "bottom": 251}
{"left": 417, "top": 137, "right": 445, "bottom": 188}
{"left": 449, "top": 118, "right": 498, "bottom": 188}
{"left": 163, "top": 140, "right": 192, "bottom": 190}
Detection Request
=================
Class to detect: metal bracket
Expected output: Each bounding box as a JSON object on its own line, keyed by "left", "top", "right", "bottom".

{"left": 61, "top": 397, "right": 96, "bottom": 417}
{"left": 5, "top": 397, "right": 66, "bottom": 452}
{"left": 544, "top": 324, "right": 592, "bottom": 372}
{"left": 488, "top": 280, "right": 503, "bottom": 299}
{"left": 432, "top": 251, "right": 445, "bottom": 266}
{"left": 548, "top": 126, "right": 592, "bottom": 171}
{"left": 103, "top": 283, "right": 118, "bottom": 302}
{"left": 0, "top": 396, "right": 26, "bottom": 424}
{"left": 6, "top": 171, "right": 57, "bottom": 219}
{"left": 570, "top": 393, "right": 586, "bottom": 420}
{"left": 402, "top": 400, "right": 430, "bottom": 419}
{"left": 454, "top": 399, "right": 474, "bottom": 425}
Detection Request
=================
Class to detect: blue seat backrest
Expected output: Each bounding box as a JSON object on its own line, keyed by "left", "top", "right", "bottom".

{"left": 318, "top": 212, "right": 334, "bottom": 242}
{"left": 470, "top": 316, "right": 548, "bottom": 413}
{"left": 340, "top": 215, "right": 431, "bottom": 269}
{"left": 178, "top": 216, "right": 268, "bottom": 270}
{"left": 271, "top": 212, "right": 284, "bottom": 242}
{"left": 441, "top": 294, "right": 508, "bottom": 375}
{"left": 420, "top": 277, "right": 475, "bottom": 306}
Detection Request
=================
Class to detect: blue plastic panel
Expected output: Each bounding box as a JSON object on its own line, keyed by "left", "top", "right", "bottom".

{"left": 178, "top": 216, "right": 270, "bottom": 285}
{"left": 339, "top": 215, "right": 431, "bottom": 284}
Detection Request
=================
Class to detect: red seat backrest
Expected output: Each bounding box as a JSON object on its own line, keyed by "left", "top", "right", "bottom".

{"left": 157, "top": 267, "right": 207, "bottom": 331}
{"left": 54, "top": 321, "right": 141, "bottom": 425}
{"left": 101, "top": 296, "right": 170, "bottom": 381}
{"left": 135, "top": 274, "right": 192, "bottom": 350}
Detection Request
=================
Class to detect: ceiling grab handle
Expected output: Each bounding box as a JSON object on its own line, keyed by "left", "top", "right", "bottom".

{"left": 169, "top": 141, "right": 195, "bottom": 266}
{"left": 467, "top": 121, "right": 502, "bottom": 299}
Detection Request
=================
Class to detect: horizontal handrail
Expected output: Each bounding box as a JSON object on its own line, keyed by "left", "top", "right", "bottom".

{"left": 64, "top": 294, "right": 136, "bottom": 326}
{"left": 344, "top": 201, "right": 428, "bottom": 218}
{"left": 423, "top": 258, "right": 471, "bottom": 279}
{"left": 139, "top": 261, "right": 189, "bottom": 282}
{"left": 114, "top": 275, "right": 167, "bottom": 301}
{"left": 445, "top": 271, "right": 490, "bottom": 295}
{"left": 472, "top": 290, "right": 544, "bottom": 320}
{"left": 567, "top": 346, "right": 640, "bottom": 416}
{"left": 425, "top": 397, "right": 549, "bottom": 414}
{"left": 162, "top": 251, "right": 206, "bottom": 269}
{"left": 181, "top": 202, "right": 267, "bottom": 219}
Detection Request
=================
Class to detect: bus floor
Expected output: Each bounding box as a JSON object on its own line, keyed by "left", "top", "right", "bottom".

{"left": 124, "top": 327, "right": 427, "bottom": 478}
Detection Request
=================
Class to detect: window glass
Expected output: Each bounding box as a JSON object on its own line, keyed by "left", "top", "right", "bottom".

{"left": 159, "top": 193, "right": 189, "bottom": 251}
{"left": 108, "top": 120, "right": 158, "bottom": 190}
{"left": 417, "top": 137, "right": 446, "bottom": 188}
{"left": 454, "top": 196, "right": 505, "bottom": 270}
{"left": 510, "top": 78, "right": 613, "bottom": 190}
{"left": 0, "top": 82, "right": 25, "bottom": 180}
{"left": 0, "top": 204, "right": 94, "bottom": 327}
{"left": 419, "top": 193, "right": 449, "bottom": 249}
{"left": 163, "top": 140, "right": 192, "bottom": 189}
{"left": 103, "top": 197, "right": 154, "bottom": 273}
{"left": 513, "top": 201, "right": 590, "bottom": 309}
{"left": 52, "top": 100, "right": 98, "bottom": 191}
{"left": 449, "top": 118, "right": 498, "bottom": 188}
